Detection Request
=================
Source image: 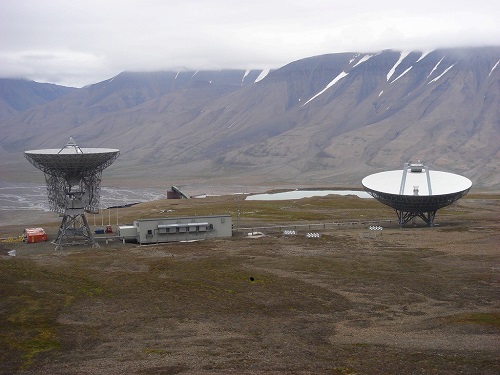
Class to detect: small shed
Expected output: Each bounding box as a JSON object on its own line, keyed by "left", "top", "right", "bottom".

{"left": 166, "top": 186, "right": 190, "bottom": 199}
{"left": 23, "top": 228, "right": 48, "bottom": 243}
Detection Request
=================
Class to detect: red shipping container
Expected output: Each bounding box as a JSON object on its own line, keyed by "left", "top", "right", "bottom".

{"left": 23, "top": 228, "right": 48, "bottom": 243}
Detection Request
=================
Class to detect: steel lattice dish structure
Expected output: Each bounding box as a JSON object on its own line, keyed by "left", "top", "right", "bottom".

{"left": 25, "top": 138, "right": 119, "bottom": 213}
{"left": 25, "top": 138, "right": 119, "bottom": 249}
{"left": 362, "top": 162, "right": 472, "bottom": 227}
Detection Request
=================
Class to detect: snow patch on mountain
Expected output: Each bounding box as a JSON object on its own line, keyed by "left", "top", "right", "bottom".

{"left": 427, "top": 57, "right": 444, "bottom": 79}
{"left": 428, "top": 64, "right": 456, "bottom": 84}
{"left": 387, "top": 52, "right": 410, "bottom": 81}
{"left": 390, "top": 67, "right": 413, "bottom": 84}
{"left": 352, "top": 54, "right": 373, "bottom": 68}
{"left": 242, "top": 70, "right": 250, "bottom": 85}
{"left": 489, "top": 60, "right": 500, "bottom": 77}
{"left": 255, "top": 69, "right": 269, "bottom": 83}
{"left": 302, "top": 71, "right": 348, "bottom": 107}
{"left": 416, "top": 50, "right": 432, "bottom": 63}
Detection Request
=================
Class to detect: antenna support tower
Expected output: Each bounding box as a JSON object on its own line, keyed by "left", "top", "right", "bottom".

{"left": 25, "top": 138, "right": 119, "bottom": 250}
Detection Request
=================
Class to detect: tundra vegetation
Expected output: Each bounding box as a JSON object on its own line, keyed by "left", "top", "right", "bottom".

{"left": 1, "top": 192, "right": 499, "bottom": 374}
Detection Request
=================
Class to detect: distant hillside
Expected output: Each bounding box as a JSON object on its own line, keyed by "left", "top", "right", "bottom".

{"left": 0, "top": 47, "right": 499, "bottom": 190}
{"left": 0, "top": 79, "right": 75, "bottom": 119}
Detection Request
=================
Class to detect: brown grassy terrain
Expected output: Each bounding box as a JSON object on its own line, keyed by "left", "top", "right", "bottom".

{"left": 1, "top": 192, "right": 499, "bottom": 374}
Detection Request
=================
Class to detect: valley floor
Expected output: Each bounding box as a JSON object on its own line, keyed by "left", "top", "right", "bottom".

{"left": 1, "top": 194, "right": 499, "bottom": 374}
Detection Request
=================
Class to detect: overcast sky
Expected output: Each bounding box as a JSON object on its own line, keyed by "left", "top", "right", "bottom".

{"left": 1, "top": 0, "right": 499, "bottom": 87}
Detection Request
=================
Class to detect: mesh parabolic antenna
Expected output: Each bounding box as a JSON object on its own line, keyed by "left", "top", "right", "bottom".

{"left": 362, "top": 161, "right": 472, "bottom": 227}
{"left": 25, "top": 137, "right": 119, "bottom": 249}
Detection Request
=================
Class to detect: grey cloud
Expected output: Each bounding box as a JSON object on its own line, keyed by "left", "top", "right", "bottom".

{"left": 1, "top": 0, "right": 498, "bottom": 87}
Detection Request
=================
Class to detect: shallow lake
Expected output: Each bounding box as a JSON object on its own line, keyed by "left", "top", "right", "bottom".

{"left": 245, "top": 190, "right": 372, "bottom": 201}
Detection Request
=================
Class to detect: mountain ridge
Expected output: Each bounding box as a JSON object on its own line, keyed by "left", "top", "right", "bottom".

{"left": 0, "top": 78, "right": 76, "bottom": 120}
{"left": 0, "top": 47, "right": 499, "bottom": 190}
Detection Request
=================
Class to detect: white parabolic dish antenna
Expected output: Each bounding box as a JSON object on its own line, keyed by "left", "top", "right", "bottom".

{"left": 25, "top": 138, "right": 119, "bottom": 249}
{"left": 25, "top": 142, "right": 119, "bottom": 179}
{"left": 362, "top": 162, "right": 472, "bottom": 227}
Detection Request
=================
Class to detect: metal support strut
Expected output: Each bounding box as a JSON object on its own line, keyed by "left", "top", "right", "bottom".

{"left": 396, "top": 209, "right": 437, "bottom": 227}
{"left": 53, "top": 212, "right": 99, "bottom": 250}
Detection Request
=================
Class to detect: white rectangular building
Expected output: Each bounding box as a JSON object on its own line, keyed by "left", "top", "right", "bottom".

{"left": 119, "top": 215, "right": 232, "bottom": 244}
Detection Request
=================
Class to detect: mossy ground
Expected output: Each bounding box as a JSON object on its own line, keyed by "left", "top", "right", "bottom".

{"left": 1, "top": 193, "right": 499, "bottom": 374}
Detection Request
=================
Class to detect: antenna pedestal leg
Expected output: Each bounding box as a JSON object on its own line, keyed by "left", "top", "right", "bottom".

{"left": 396, "top": 210, "right": 437, "bottom": 227}
{"left": 52, "top": 210, "right": 98, "bottom": 250}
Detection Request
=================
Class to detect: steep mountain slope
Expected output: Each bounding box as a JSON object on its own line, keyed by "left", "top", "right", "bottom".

{"left": 0, "top": 47, "right": 498, "bottom": 189}
{"left": 216, "top": 47, "right": 500, "bottom": 186}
